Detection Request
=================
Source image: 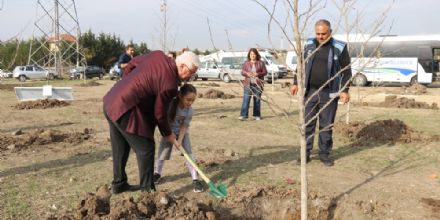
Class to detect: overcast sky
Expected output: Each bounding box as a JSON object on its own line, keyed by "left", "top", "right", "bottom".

{"left": 0, "top": 0, "right": 438, "bottom": 51}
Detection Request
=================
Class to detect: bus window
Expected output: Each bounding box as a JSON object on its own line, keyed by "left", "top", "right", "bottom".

{"left": 434, "top": 48, "right": 440, "bottom": 61}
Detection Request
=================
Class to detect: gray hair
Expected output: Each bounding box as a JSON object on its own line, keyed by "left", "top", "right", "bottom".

{"left": 175, "top": 51, "right": 200, "bottom": 69}
{"left": 315, "top": 19, "right": 331, "bottom": 28}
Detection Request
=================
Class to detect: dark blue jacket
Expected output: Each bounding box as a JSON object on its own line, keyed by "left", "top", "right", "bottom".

{"left": 297, "top": 37, "right": 351, "bottom": 93}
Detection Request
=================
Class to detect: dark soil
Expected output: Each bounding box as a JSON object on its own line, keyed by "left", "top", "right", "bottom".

{"left": 0, "top": 128, "right": 92, "bottom": 153}
{"left": 53, "top": 185, "right": 341, "bottom": 220}
{"left": 199, "top": 83, "right": 221, "bottom": 87}
{"left": 402, "top": 83, "right": 427, "bottom": 95}
{"left": 78, "top": 81, "right": 102, "bottom": 87}
{"left": 14, "top": 99, "right": 70, "bottom": 110}
{"left": 420, "top": 198, "right": 440, "bottom": 218}
{"left": 358, "top": 95, "right": 438, "bottom": 109}
{"left": 335, "top": 119, "right": 440, "bottom": 147}
{"left": 198, "top": 89, "right": 235, "bottom": 99}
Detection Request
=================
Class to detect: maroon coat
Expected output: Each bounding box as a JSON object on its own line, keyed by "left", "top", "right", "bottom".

{"left": 103, "top": 51, "right": 179, "bottom": 139}
{"left": 241, "top": 60, "right": 267, "bottom": 88}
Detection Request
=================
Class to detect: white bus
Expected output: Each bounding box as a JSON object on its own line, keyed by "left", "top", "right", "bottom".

{"left": 343, "top": 35, "right": 440, "bottom": 86}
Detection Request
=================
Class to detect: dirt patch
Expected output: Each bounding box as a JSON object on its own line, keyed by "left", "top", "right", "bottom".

{"left": 55, "top": 185, "right": 219, "bottom": 220}
{"left": 54, "top": 185, "right": 340, "bottom": 220}
{"left": 335, "top": 119, "right": 440, "bottom": 147}
{"left": 78, "top": 81, "right": 102, "bottom": 87}
{"left": 357, "top": 95, "right": 438, "bottom": 109}
{"left": 14, "top": 99, "right": 70, "bottom": 110}
{"left": 0, "top": 128, "right": 92, "bottom": 153}
{"left": 198, "top": 89, "right": 235, "bottom": 99}
{"left": 420, "top": 198, "right": 440, "bottom": 218}
{"left": 199, "top": 82, "right": 221, "bottom": 87}
{"left": 402, "top": 83, "right": 427, "bottom": 95}
{"left": 0, "top": 83, "right": 21, "bottom": 91}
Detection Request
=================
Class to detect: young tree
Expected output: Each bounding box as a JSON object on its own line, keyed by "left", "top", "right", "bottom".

{"left": 253, "top": 0, "right": 393, "bottom": 219}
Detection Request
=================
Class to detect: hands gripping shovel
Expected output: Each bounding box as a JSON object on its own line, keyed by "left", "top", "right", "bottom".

{"left": 173, "top": 142, "right": 227, "bottom": 198}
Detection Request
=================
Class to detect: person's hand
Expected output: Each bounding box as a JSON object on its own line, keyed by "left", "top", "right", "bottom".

{"left": 289, "top": 85, "right": 298, "bottom": 96}
{"left": 165, "top": 133, "right": 177, "bottom": 145}
{"left": 340, "top": 92, "right": 350, "bottom": 104}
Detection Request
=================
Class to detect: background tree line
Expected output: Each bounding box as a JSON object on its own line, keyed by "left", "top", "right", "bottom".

{"left": 0, "top": 30, "right": 148, "bottom": 72}
{"left": 0, "top": 29, "right": 214, "bottom": 72}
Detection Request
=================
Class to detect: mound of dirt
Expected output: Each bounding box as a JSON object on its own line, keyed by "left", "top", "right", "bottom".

{"left": 420, "top": 198, "right": 440, "bottom": 218}
{"left": 199, "top": 82, "right": 220, "bottom": 87}
{"left": 0, "top": 128, "right": 92, "bottom": 153}
{"left": 335, "top": 119, "right": 439, "bottom": 147}
{"left": 372, "top": 95, "right": 438, "bottom": 109}
{"left": 14, "top": 99, "right": 70, "bottom": 110}
{"left": 78, "top": 81, "right": 102, "bottom": 87}
{"left": 56, "top": 186, "right": 219, "bottom": 220}
{"left": 198, "top": 89, "right": 235, "bottom": 99}
{"left": 402, "top": 83, "right": 427, "bottom": 95}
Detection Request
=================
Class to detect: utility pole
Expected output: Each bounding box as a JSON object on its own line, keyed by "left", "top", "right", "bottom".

{"left": 160, "top": 0, "right": 167, "bottom": 51}
{"left": 28, "top": 0, "right": 86, "bottom": 78}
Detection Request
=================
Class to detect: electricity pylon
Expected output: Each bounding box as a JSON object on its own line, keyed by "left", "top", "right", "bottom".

{"left": 28, "top": 0, "right": 86, "bottom": 78}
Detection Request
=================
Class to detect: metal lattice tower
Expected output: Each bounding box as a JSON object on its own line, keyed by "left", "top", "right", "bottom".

{"left": 28, "top": 0, "right": 86, "bottom": 78}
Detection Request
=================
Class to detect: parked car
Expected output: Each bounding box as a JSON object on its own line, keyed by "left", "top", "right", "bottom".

{"left": 108, "top": 62, "right": 121, "bottom": 80}
{"left": 70, "top": 65, "right": 105, "bottom": 79}
{"left": 13, "top": 65, "right": 56, "bottom": 82}
{"left": 193, "top": 60, "right": 222, "bottom": 81}
{"left": 0, "top": 69, "right": 13, "bottom": 78}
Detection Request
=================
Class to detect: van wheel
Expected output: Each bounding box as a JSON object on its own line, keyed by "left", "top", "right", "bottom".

{"left": 47, "top": 73, "right": 55, "bottom": 80}
{"left": 18, "top": 75, "right": 26, "bottom": 82}
{"left": 352, "top": 73, "right": 367, "bottom": 87}
{"left": 202, "top": 78, "right": 208, "bottom": 81}
{"left": 223, "top": 74, "right": 231, "bottom": 83}
{"left": 410, "top": 76, "right": 418, "bottom": 85}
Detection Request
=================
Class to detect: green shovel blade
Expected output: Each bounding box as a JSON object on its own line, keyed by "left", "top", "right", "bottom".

{"left": 207, "top": 182, "right": 228, "bottom": 198}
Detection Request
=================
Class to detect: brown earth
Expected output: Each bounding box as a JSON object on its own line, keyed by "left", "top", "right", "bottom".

{"left": 355, "top": 95, "right": 439, "bottom": 109}
{"left": 335, "top": 119, "right": 440, "bottom": 147}
{"left": 14, "top": 99, "right": 70, "bottom": 110}
{"left": 1, "top": 79, "right": 440, "bottom": 219}
{"left": 198, "top": 89, "right": 235, "bottom": 99}
{"left": 78, "top": 81, "right": 102, "bottom": 87}
{"left": 402, "top": 83, "right": 427, "bottom": 95}
{"left": 0, "top": 128, "right": 92, "bottom": 153}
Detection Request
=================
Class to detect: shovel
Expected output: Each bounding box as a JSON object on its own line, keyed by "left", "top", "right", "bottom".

{"left": 174, "top": 144, "right": 228, "bottom": 198}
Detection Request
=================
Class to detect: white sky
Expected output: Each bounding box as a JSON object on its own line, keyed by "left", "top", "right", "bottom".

{"left": 0, "top": 0, "right": 439, "bottom": 51}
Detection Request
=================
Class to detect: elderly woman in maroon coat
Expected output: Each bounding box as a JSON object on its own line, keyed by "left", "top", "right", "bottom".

{"left": 103, "top": 50, "right": 199, "bottom": 193}
{"left": 239, "top": 48, "right": 267, "bottom": 121}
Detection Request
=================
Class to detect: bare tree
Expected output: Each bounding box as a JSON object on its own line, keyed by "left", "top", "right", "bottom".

{"left": 253, "top": 0, "right": 394, "bottom": 219}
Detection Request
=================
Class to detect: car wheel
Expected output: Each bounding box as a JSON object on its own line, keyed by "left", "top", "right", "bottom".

{"left": 223, "top": 74, "right": 231, "bottom": 83}
{"left": 352, "top": 73, "right": 367, "bottom": 87}
{"left": 47, "top": 73, "right": 55, "bottom": 80}
{"left": 18, "top": 75, "right": 26, "bottom": 82}
{"left": 410, "top": 76, "right": 418, "bottom": 85}
{"left": 202, "top": 78, "right": 208, "bottom": 81}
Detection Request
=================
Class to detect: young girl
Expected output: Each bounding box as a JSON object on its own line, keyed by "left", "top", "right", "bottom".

{"left": 153, "top": 83, "right": 204, "bottom": 192}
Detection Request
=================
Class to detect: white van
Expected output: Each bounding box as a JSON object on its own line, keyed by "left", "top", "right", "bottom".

{"left": 206, "top": 51, "right": 281, "bottom": 83}
{"left": 285, "top": 51, "right": 298, "bottom": 72}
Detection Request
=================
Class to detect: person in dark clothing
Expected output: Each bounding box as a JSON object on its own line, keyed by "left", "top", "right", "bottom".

{"left": 118, "top": 45, "right": 135, "bottom": 76}
{"left": 290, "top": 19, "right": 352, "bottom": 167}
{"left": 103, "top": 50, "right": 200, "bottom": 194}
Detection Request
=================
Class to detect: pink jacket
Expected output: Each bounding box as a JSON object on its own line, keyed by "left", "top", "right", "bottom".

{"left": 241, "top": 60, "right": 267, "bottom": 87}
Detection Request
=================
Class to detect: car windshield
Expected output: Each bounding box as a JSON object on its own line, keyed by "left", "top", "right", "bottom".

{"left": 265, "top": 55, "right": 279, "bottom": 65}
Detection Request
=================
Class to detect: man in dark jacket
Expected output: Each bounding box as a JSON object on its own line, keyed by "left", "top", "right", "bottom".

{"left": 103, "top": 50, "right": 200, "bottom": 193}
{"left": 290, "top": 19, "right": 352, "bottom": 167}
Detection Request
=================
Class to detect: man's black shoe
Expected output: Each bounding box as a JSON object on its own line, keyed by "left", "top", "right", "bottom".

{"left": 112, "top": 183, "right": 140, "bottom": 194}
{"left": 296, "top": 155, "right": 311, "bottom": 165}
{"left": 319, "top": 155, "right": 334, "bottom": 167}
